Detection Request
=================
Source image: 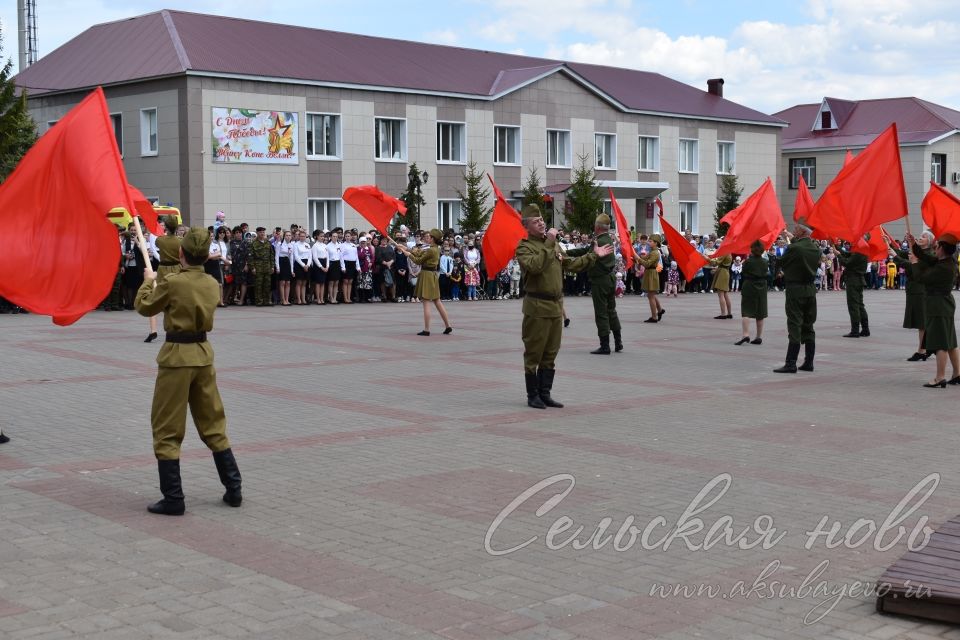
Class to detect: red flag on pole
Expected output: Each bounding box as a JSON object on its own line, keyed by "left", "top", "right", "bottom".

{"left": 921, "top": 182, "right": 960, "bottom": 239}
{"left": 713, "top": 178, "right": 786, "bottom": 258}
{"left": 609, "top": 189, "right": 633, "bottom": 270}
{"left": 342, "top": 185, "right": 407, "bottom": 237}
{"left": 0, "top": 87, "right": 147, "bottom": 325}
{"left": 658, "top": 206, "right": 706, "bottom": 281}
{"left": 792, "top": 174, "right": 814, "bottom": 223}
{"left": 126, "top": 184, "right": 163, "bottom": 236}
{"left": 482, "top": 175, "right": 527, "bottom": 279}
{"left": 863, "top": 225, "right": 891, "bottom": 261}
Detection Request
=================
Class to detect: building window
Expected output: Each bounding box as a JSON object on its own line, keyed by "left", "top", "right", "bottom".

{"left": 140, "top": 108, "right": 158, "bottom": 156}
{"left": 110, "top": 113, "right": 123, "bottom": 157}
{"left": 437, "top": 122, "right": 466, "bottom": 163}
{"left": 789, "top": 158, "right": 816, "bottom": 189}
{"left": 308, "top": 199, "right": 343, "bottom": 232}
{"left": 595, "top": 133, "right": 617, "bottom": 169}
{"left": 306, "top": 113, "right": 340, "bottom": 158}
{"left": 679, "top": 201, "right": 698, "bottom": 235}
{"left": 601, "top": 200, "right": 613, "bottom": 216}
{"left": 932, "top": 153, "right": 947, "bottom": 186}
{"left": 547, "top": 129, "right": 571, "bottom": 168}
{"left": 375, "top": 118, "right": 406, "bottom": 161}
{"left": 679, "top": 139, "right": 698, "bottom": 173}
{"left": 639, "top": 136, "right": 659, "bottom": 171}
{"left": 47, "top": 120, "right": 58, "bottom": 131}
{"left": 494, "top": 125, "right": 520, "bottom": 165}
{"left": 717, "top": 141, "right": 735, "bottom": 174}
{"left": 438, "top": 200, "right": 461, "bottom": 231}
{"left": 821, "top": 111, "right": 832, "bottom": 130}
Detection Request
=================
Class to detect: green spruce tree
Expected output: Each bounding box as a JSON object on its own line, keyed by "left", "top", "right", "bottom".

{"left": 564, "top": 154, "right": 603, "bottom": 233}
{"left": 397, "top": 163, "right": 426, "bottom": 231}
{"left": 714, "top": 174, "right": 743, "bottom": 236}
{"left": 0, "top": 32, "right": 38, "bottom": 182}
{"left": 521, "top": 166, "right": 553, "bottom": 226}
{"left": 456, "top": 160, "right": 492, "bottom": 232}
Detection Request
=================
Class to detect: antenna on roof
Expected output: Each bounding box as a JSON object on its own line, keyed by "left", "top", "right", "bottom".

{"left": 17, "top": 0, "right": 39, "bottom": 72}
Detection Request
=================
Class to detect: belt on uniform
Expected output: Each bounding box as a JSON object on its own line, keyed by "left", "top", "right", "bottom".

{"left": 526, "top": 291, "right": 561, "bottom": 302}
{"left": 927, "top": 289, "right": 952, "bottom": 296}
{"left": 420, "top": 266, "right": 438, "bottom": 272}
{"left": 160, "top": 261, "right": 178, "bottom": 266}
{"left": 165, "top": 331, "right": 207, "bottom": 344}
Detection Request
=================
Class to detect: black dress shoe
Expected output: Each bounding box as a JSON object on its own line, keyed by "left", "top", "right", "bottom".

{"left": 0, "top": 432, "right": 9, "bottom": 444}
{"left": 644, "top": 317, "right": 658, "bottom": 323}
{"left": 144, "top": 332, "right": 158, "bottom": 343}
{"left": 923, "top": 380, "right": 947, "bottom": 388}
{"left": 714, "top": 314, "right": 726, "bottom": 319}
{"left": 417, "top": 330, "right": 430, "bottom": 336}
{"left": 443, "top": 327, "right": 453, "bottom": 335}
{"left": 750, "top": 338, "right": 762, "bottom": 345}
{"left": 657, "top": 309, "right": 665, "bottom": 320}
{"left": 948, "top": 376, "right": 960, "bottom": 385}
{"left": 564, "top": 318, "right": 570, "bottom": 328}
{"left": 907, "top": 352, "right": 925, "bottom": 361}
{"left": 735, "top": 337, "right": 750, "bottom": 345}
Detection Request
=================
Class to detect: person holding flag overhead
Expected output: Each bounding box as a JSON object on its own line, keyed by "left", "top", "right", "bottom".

{"left": 390, "top": 229, "right": 452, "bottom": 336}
{"left": 907, "top": 231, "right": 960, "bottom": 387}
{"left": 774, "top": 225, "right": 822, "bottom": 374}
{"left": 637, "top": 235, "right": 665, "bottom": 323}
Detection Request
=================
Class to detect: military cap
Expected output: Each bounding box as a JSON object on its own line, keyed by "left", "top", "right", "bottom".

{"left": 255, "top": 226, "right": 266, "bottom": 232}
{"left": 161, "top": 214, "right": 179, "bottom": 231}
{"left": 595, "top": 213, "right": 611, "bottom": 226}
{"left": 428, "top": 228, "right": 443, "bottom": 244}
{"left": 938, "top": 233, "right": 958, "bottom": 245}
{"left": 649, "top": 233, "right": 663, "bottom": 245}
{"left": 521, "top": 203, "right": 542, "bottom": 219}
{"left": 181, "top": 227, "right": 211, "bottom": 260}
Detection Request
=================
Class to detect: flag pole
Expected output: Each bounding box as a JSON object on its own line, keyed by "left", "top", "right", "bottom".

{"left": 130, "top": 216, "right": 156, "bottom": 282}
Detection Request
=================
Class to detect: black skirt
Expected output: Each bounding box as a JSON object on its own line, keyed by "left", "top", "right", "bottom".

{"left": 204, "top": 260, "right": 223, "bottom": 284}
{"left": 293, "top": 261, "right": 308, "bottom": 280}
{"left": 278, "top": 257, "right": 293, "bottom": 282}
{"left": 327, "top": 261, "right": 342, "bottom": 281}
{"left": 310, "top": 263, "right": 327, "bottom": 283}
{"left": 343, "top": 262, "right": 357, "bottom": 280}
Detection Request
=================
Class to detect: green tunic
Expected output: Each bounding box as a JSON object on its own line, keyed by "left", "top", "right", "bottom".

{"left": 892, "top": 249, "right": 927, "bottom": 330}
{"left": 410, "top": 245, "right": 440, "bottom": 301}
{"left": 780, "top": 237, "right": 821, "bottom": 344}
{"left": 710, "top": 254, "right": 732, "bottom": 292}
{"left": 914, "top": 247, "right": 958, "bottom": 352}
{"left": 740, "top": 255, "right": 768, "bottom": 319}
{"left": 567, "top": 232, "right": 620, "bottom": 337}
{"left": 155, "top": 235, "right": 182, "bottom": 285}
{"left": 637, "top": 248, "right": 661, "bottom": 292}
{"left": 837, "top": 249, "right": 868, "bottom": 324}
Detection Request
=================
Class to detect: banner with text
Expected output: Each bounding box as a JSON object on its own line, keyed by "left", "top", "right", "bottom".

{"left": 211, "top": 108, "right": 298, "bottom": 165}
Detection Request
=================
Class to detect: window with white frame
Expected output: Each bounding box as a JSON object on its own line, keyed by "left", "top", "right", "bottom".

{"left": 375, "top": 118, "right": 406, "bottom": 160}
{"left": 678, "top": 139, "right": 698, "bottom": 173}
{"left": 140, "top": 108, "right": 158, "bottom": 156}
{"left": 547, "top": 129, "right": 571, "bottom": 167}
{"left": 438, "top": 200, "right": 461, "bottom": 231}
{"left": 679, "top": 201, "right": 698, "bottom": 235}
{"left": 306, "top": 113, "right": 341, "bottom": 158}
{"left": 639, "top": 136, "right": 659, "bottom": 171}
{"left": 595, "top": 134, "right": 616, "bottom": 169}
{"left": 308, "top": 199, "right": 343, "bottom": 232}
{"left": 437, "top": 122, "right": 466, "bottom": 163}
{"left": 789, "top": 158, "right": 816, "bottom": 189}
{"left": 110, "top": 113, "right": 123, "bottom": 157}
{"left": 494, "top": 125, "right": 520, "bottom": 164}
{"left": 932, "top": 153, "right": 947, "bottom": 186}
{"left": 602, "top": 200, "right": 613, "bottom": 216}
{"left": 717, "top": 141, "right": 735, "bottom": 174}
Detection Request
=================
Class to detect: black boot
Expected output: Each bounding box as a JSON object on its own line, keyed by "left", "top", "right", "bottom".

{"left": 773, "top": 342, "right": 801, "bottom": 373}
{"left": 212, "top": 448, "right": 242, "bottom": 507}
{"left": 798, "top": 342, "right": 815, "bottom": 371}
{"left": 590, "top": 335, "right": 611, "bottom": 354}
{"left": 0, "top": 430, "right": 9, "bottom": 444}
{"left": 148, "top": 459, "right": 185, "bottom": 515}
{"left": 843, "top": 321, "right": 860, "bottom": 338}
{"left": 525, "top": 373, "right": 546, "bottom": 409}
{"left": 537, "top": 368, "right": 564, "bottom": 408}
{"left": 613, "top": 331, "right": 624, "bottom": 353}
{"left": 859, "top": 318, "right": 870, "bottom": 337}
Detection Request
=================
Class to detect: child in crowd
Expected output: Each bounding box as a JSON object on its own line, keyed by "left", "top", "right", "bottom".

{"left": 730, "top": 257, "right": 743, "bottom": 291}
{"left": 886, "top": 256, "right": 897, "bottom": 289}
{"left": 615, "top": 272, "right": 625, "bottom": 298}
{"left": 450, "top": 254, "right": 464, "bottom": 301}
{"left": 508, "top": 258, "right": 521, "bottom": 298}
{"left": 666, "top": 261, "right": 680, "bottom": 297}
{"left": 464, "top": 259, "right": 480, "bottom": 301}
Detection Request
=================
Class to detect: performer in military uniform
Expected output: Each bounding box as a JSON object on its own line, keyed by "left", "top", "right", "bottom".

{"left": 909, "top": 232, "right": 960, "bottom": 387}
{"left": 249, "top": 227, "right": 275, "bottom": 306}
{"left": 516, "top": 204, "right": 613, "bottom": 408}
{"left": 143, "top": 215, "right": 183, "bottom": 343}
{"left": 566, "top": 214, "right": 622, "bottom": 353}
{"left": 835, "top": 242, "right": 870, "bottom": 337}
{"left": 709, "top": 252, "right": 734, "bottom": 319}
{"left": 774, "top": 226, "right": 821, "bottom": 373}
{"left": 135, "top": 227, "right": 242, "bottom": 515}
{"left": 735, "top": 240, "right": 768, "bottom": 345}
{"left": 892, "top": 230, "right": 933, "bottom": 361}
{"left": 636, "top": 235, "right": 664, "bottom": 323}
{"left": 391, "top": 229, "right": 452, "bottom": 336}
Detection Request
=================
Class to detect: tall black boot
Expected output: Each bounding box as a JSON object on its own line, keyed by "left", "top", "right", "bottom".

{"left": 843, "top": 321, "right": 860, "bottom": 338}
{"left": 148, "top": 459, "right": 185, "bottom": 515}
{"left": 590, "top": 335, "right": 611, "bottom": 354}
{"left": 212, "top": 448, "right": 243, "bottom": 507}
{"left": 525, "top": 373, "right": 546, "bottom": 409}
{"left": 0, "top": 430, "right": 9, "bottom": 444}
{"left": 773, "top": 342, "right": 801, "bottom": 373}
{"left": 613, "top": 331, "right": 624, "bottom": 353}
{"left": 798, "top": 342, "right": 815, "bottom": 371}
{"left": 537, "top": 368, "right": 564, "bottom": 408}
{"left": 859, "top": 317, "right": 870, "bottom": 337}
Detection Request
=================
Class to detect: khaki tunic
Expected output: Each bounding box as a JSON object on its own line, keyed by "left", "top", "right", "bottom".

{"left": 637, "top": 248, "right": 661, "bottom": 292}
{"left": 155, "top": 235, "right": 182, "bottom": 285}
{"left": 710, "top": 254, "right": 733, "bottom": 292}
{"left": 410, "top": 245, "right": 441, "bottom": 301}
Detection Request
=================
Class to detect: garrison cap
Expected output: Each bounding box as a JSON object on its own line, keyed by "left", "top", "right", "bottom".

{"left": 521, "top": 204, "right": 542, "bottom": 219}
{"left": 595, "top": 213, "right": 611, "bottom": 226}
{"left": 428, "top": 228, "right": 443, "bottom": 243}
{"left": 161, "top": 215, "right": 179, "bottom": 231}
{"left": 181, "top": 227, "right": 211, "bottom": 260}
{"left": 649, "top": 233, "right": 662, "bottom": 245}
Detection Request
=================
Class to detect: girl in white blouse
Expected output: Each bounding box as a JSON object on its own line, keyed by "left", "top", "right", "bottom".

{"left": 339, "top": 233, "right": 359, "bottom": 303}
{"left": 310, "top": 230, "right": 329, "bottom": 305}
{"left": 274, "top": 230, "right": 295, "bottom": 305}
{"left": 291, "top": 229, "right": 312, "bottom": 305}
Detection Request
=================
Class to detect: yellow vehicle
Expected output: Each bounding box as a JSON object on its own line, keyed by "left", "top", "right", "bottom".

{"left": 107, "top": 204, "right": 182, "bottom": 230}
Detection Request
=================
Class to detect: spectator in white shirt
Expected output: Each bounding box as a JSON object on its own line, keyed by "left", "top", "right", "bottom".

{"left": 274, "top": 230, "right": 294, "bottom": 305}
{"left": 340, "top": 233, "right": 359, "bottom": 304}
{"left": 291, "top": 229, "right": 312, "bottom": 305}
{"left": 310, "top": 229, "right": 329, "bottom": 305}
{"left": 326, "top": 229, "right": 344, "bottom": 303}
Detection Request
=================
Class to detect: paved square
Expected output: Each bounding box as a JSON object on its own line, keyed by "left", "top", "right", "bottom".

{"left": 2, "top": 290, "right": 960, "bottom": 639}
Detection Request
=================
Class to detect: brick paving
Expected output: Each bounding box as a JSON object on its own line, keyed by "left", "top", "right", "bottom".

{"left": 2, "top": 289, "right": 960, "bottom": 639}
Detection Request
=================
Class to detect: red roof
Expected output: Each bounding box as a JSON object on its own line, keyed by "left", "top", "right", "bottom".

{"left": 775, "top": 97, "right": 960, "bottom": 151}
{"left": 15, "top": 9, "right": 783, "bottom": 126}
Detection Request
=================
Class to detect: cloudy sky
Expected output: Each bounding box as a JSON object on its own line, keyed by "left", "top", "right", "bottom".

{"left": 2, "top": 0, "right": 958, "bottom": 114}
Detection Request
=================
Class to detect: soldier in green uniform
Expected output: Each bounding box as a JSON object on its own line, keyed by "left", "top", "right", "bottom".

{"left": 566, "top": 214, "right": 622, "bottom": 353}
{"left": 143, "top": 215, "right": 183, "bottom": 343}
{"left": 391, "top": 229, "right": 452, "bottom": 336}
{"left": 249, "top": 226, "right": 275, "bottom": 306}
{"left": 834, "top": 241, "right": 870, "bottom": 337}
{"left": 892, "top": 231, "right": 933, "bottom": 361}
{"left": 909, "top": 232, "right": 960, "bottom": 387}
{"left": 774, "top": 226, "right": 821, "bottom": 373}
{"left": 516, "top": 204, "right": 613, "bottom": 408}
{"left": 135, "top": 227, "right": 242, "bottom": 516}
{"left": 735, "top": 240, "right": 769, "bottom": 345}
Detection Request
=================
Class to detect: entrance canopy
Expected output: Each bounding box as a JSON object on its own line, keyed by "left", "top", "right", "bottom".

{"left": 527, "top": 180, "right": 670, "bottom": 200}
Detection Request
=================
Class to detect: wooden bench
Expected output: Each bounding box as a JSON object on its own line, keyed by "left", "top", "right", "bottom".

{"left": 876, "top": 514, "right": 960, "bottom": 624}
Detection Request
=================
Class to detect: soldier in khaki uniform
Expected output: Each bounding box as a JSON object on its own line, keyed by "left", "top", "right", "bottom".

{"left": 516, "top": 204, "right": 613, "bottom": 409}
{"left": 566, "top": 214, "right": 622, "bottom": 354}
{"left": 135, "top": 227, "right": 242, "bottom": 516}
{"left": 636, "top": 235, "right": 665, "bottom": 322}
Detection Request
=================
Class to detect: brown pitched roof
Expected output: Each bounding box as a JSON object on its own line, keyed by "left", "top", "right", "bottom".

{"left": 775, "top": 97, "right": 960, "bottom": 151}
{"left": 15, "top": 9, "right": 783, "bottom": 126}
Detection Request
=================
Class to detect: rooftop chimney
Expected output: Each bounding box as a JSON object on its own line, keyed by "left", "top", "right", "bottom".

{"left": 707, "top": 78, "right": 724, "bottom": 98}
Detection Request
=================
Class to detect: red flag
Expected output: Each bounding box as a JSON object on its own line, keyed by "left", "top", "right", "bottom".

{"left": 806, "top": 124, "right": 908, "bottom": 247}
{"left": 483, "top": 175, "right": 527, "bottom": 279}
{"left": 843, "top": 150, "right": 854, "bottom": 167}
{"left": 342, "top": 185, "right": 407, "bottom": 237}
{"left": 609, "top": 189, "right": 633, "bottom": 270}
{"left": 658, "top": 207, "right": 706, "bottom": 281}
{"left": 713, "top": 178, "right": 786, "bottom": 258}
{"left": 921, "top": 182, "right": 960, "bottom": 239}
{"left": 126, "top": 184, "right": 163, "bottom": 236}
{"left": 792, "top": 174, "right": 814, "bottom": 223}
{"left": 0, "top": 87, "right": 145, "bottom": 325}
{"left": 863, "top": 225, "right": 891, "bottom": 261}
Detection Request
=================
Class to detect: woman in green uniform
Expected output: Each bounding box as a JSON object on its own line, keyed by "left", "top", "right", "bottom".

{"left": 892, "top": 230, "right": 933, "bottom": 361}
{"left": 144, "top": 215, "right": 182, "bottom": 343}
{"left": 636, "top": 235, "right": 664, "bottom": 323}
{"left": 736, "top": 240, "right": 768, "bottom": 345}
{"left": 392, "top": 229, "right": 452, "bottom": 336}
{"left": 910, "top": 232, "right": 960, "bottom": 387}
{"left": 709, "top": 252, "right": 733, "bottom": 319}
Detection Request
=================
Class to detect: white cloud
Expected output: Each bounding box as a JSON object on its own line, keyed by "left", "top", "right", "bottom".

{"left": 424, "top": 29, "right": 458, "bottom": 45}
